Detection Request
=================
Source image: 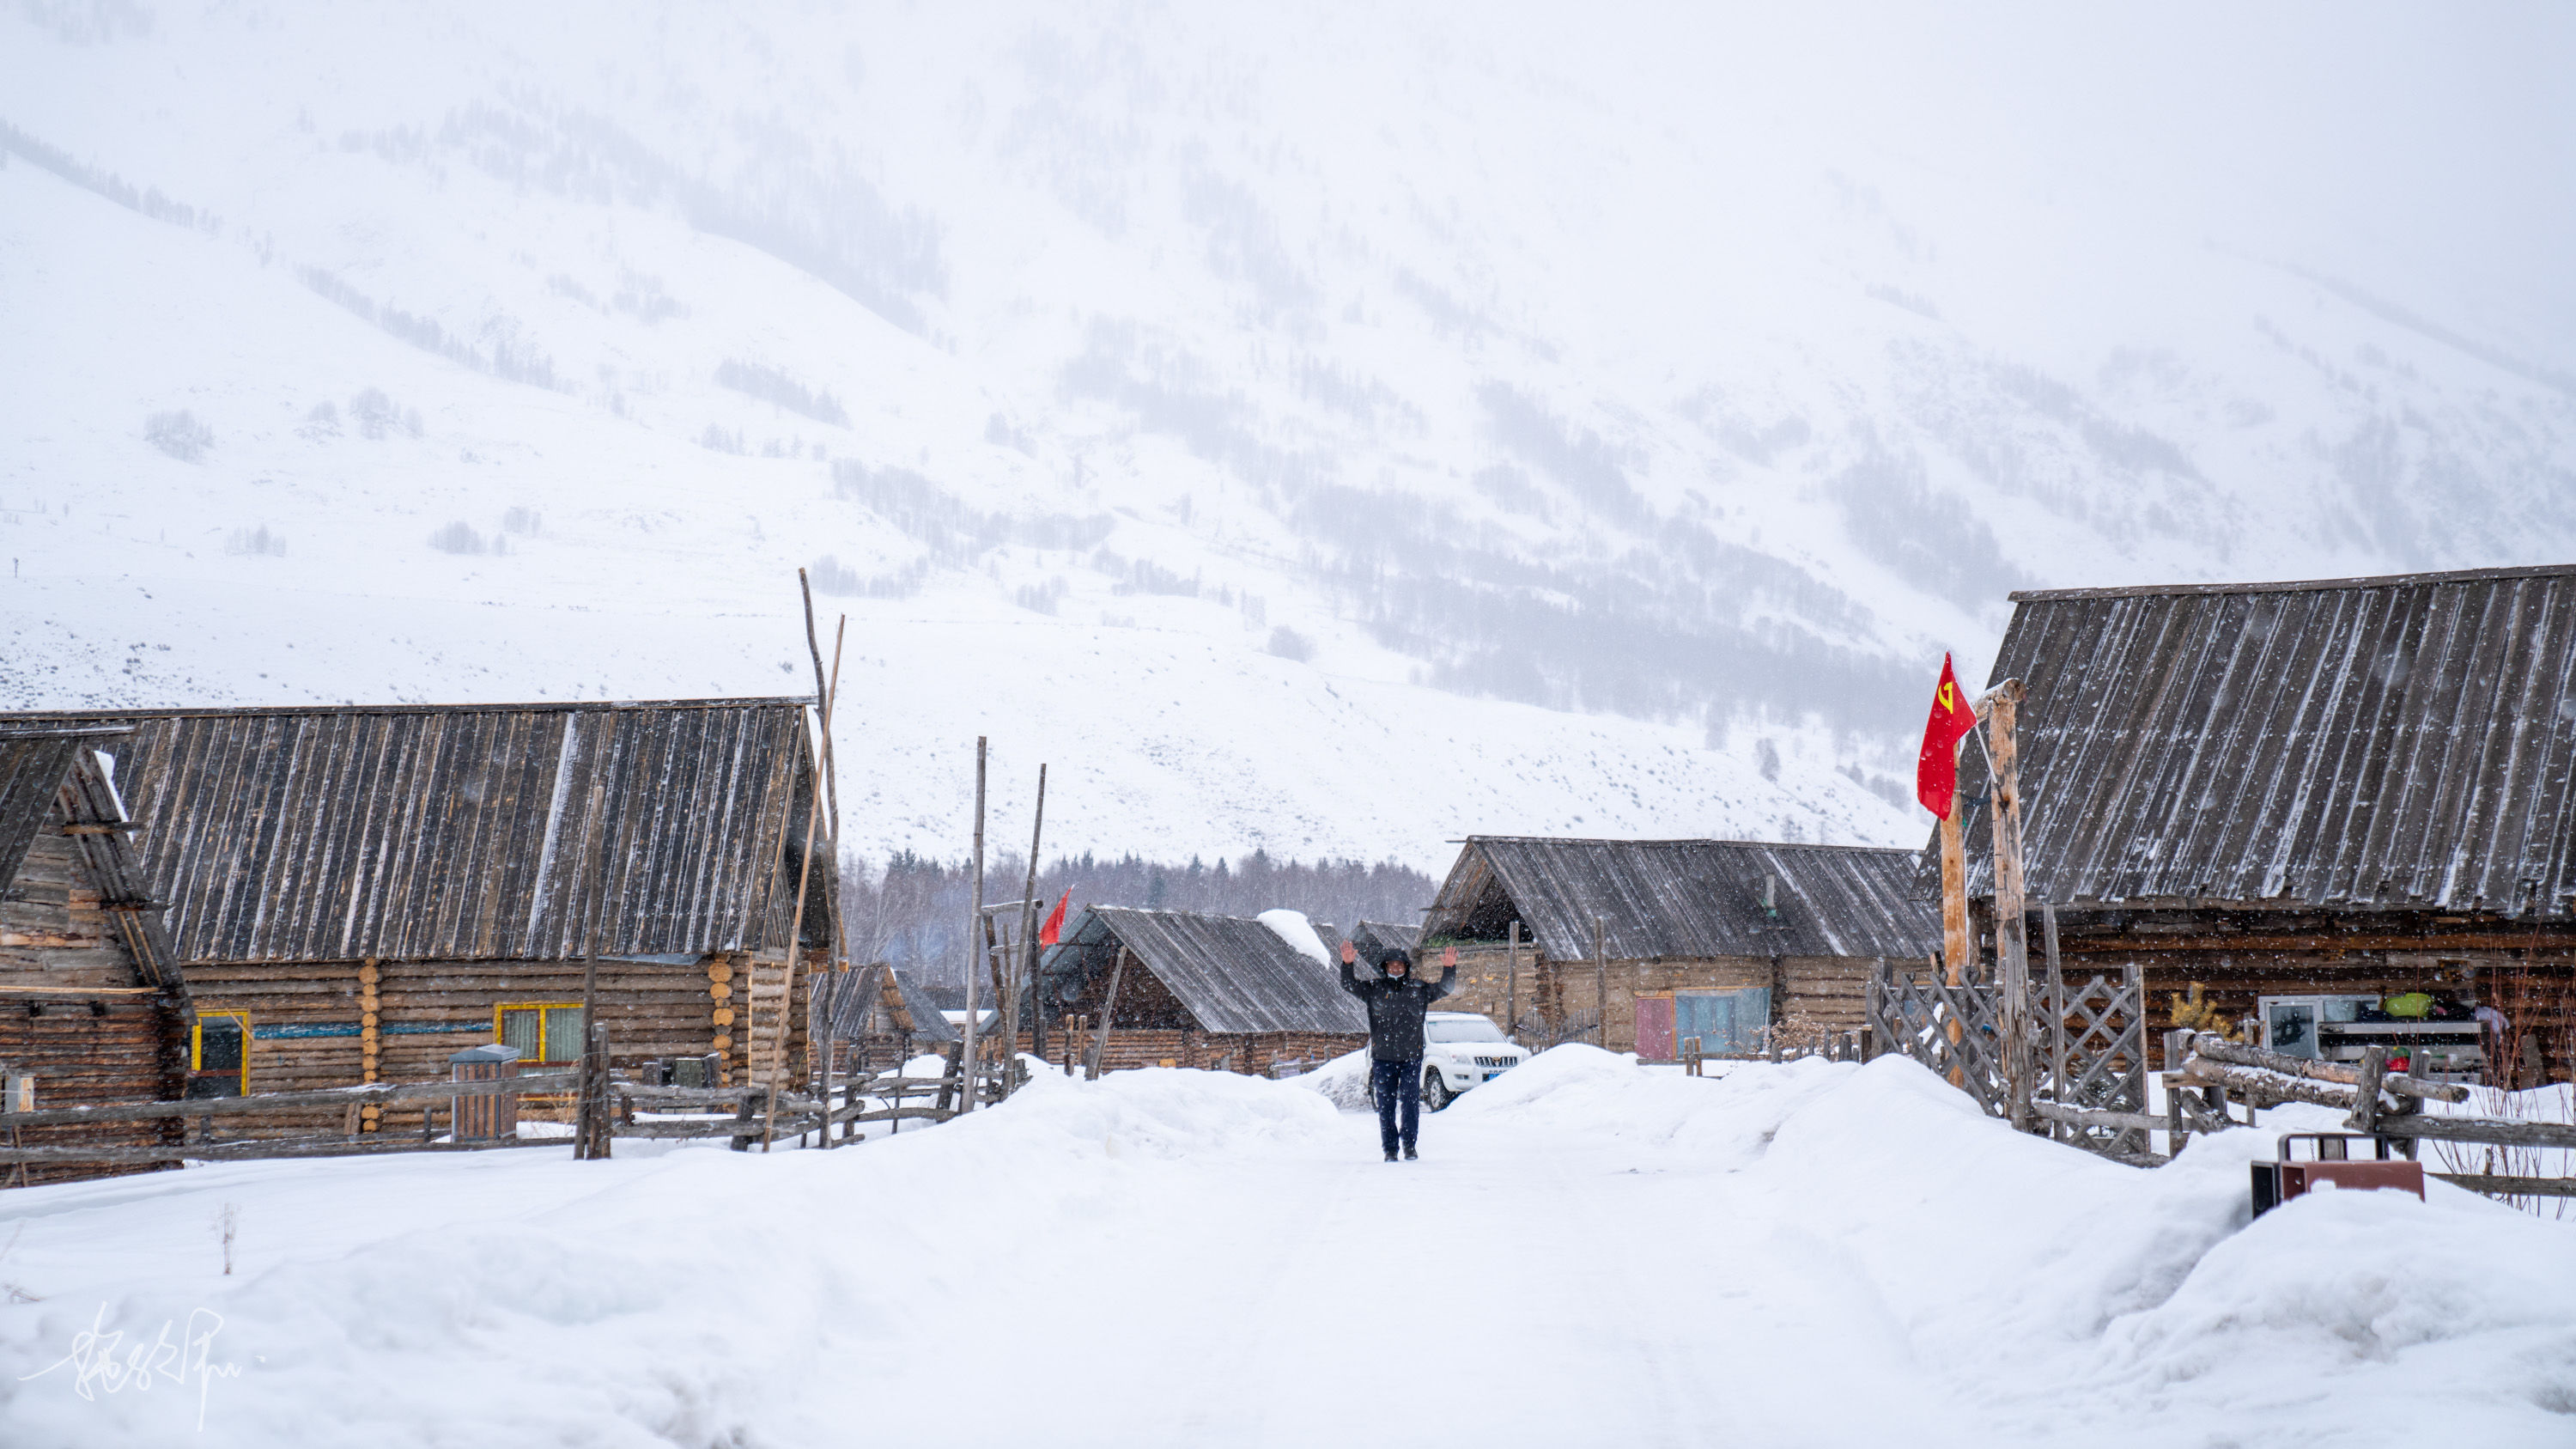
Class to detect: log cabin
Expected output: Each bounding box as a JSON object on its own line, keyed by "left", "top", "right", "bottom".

{"left": 1034, "top": 906, "right": 1369, "bottom": 1076}
{"left": 0, "top": 698, "right": 837, "bottom": 1135}
{"left": 1935, "top": 563, "right": 2576, "bottom": 1087}
{"left": 1416, "top": 837, "right": 1937, "bottom": 1058}
{"left": 0, "top": 724, "right": 191, "bottom": 1182}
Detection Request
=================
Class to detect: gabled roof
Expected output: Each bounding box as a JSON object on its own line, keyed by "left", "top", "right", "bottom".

{"left": 1934, "top": 564, "right": 2576, "bottom": 915}
{"left": 0, "top": 699, "right": 830, "bottom": 963}
{"left": 1421, "top": 837, "right": 1936, "bottom": 962}
{"left": 0, "top": 728, "right": 116, "bottom": 892}
{"left": 817, "top": 965, "right": 956, "bottom": 1044}
{"left": 1040, "top": 906, "right": 1368, "bottom": 1034}
{"left": 0, "top": 725, "right": 184, "bottom": 995}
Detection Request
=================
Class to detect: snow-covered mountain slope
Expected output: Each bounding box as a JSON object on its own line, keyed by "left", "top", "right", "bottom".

{"left": 3, "top": 3, "right": 2571, "bottom": 867}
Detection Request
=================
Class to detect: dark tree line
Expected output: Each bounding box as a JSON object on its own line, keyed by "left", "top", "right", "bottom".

{"left": 841, "top": 849, "right": 1440, "bottom": 984}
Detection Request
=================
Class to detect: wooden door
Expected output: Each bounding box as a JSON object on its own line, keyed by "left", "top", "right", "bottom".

{"left": 1633, "top": 993, "right": 1675, "bottom": 1062}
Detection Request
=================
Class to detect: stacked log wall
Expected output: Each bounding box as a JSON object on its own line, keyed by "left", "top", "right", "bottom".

{"left": 2052, "top": 923, "right": 2576, "bottom": 1084}
{"left": 183, "top": 953, "right": 806, "bottom": 1133}
{"left": 0, "top": 823, "right": 185, "bottom": 1184}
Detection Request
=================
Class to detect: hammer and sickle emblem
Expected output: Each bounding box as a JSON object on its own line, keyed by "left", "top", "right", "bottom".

{"left": 1937, "top": 681, "right": 1955, "bottom": 712}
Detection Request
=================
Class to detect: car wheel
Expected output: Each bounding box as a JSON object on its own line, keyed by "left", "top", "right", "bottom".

{"left": 1422, "top": 1067, "right": 1452, "bottom": 1111}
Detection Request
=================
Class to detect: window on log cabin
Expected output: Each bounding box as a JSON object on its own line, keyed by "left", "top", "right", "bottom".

{"left": 189, "top": 1011, "right": 250, "bottom": 1098}
{"left": 495, "top": 1003, "right": 586, "bottom": 1064}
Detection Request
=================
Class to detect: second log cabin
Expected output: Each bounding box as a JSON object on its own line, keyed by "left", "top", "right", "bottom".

{"left": 0, "top": 697, "right": 838, "bottom": 1137}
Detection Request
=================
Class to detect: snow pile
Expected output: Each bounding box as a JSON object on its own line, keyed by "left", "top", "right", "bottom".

{"left": 1293, "top": 1047, "right": 1376, "bottom": 1111}
{"left": 3, "top": 1050, "right": 2572, "bottom": 1446}
{"left": 1255, "top": 909, "right": 1332, "bottom": 967}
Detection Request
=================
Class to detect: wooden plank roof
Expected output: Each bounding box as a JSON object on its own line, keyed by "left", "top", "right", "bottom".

{"left": 0, "top": 699, "right": 829, "bottom": 963}
{"left": 1935, "top": 563, "right": 2576, "bottom": 915}
{"left": 1420, "top": 837, "right": 1936, "bottom": 962}
{"left": 1041, "top": 906, "right": 1368, "bottom": 1035}
{"left": 0, "top": 731, "right": 105, "bottom": 892}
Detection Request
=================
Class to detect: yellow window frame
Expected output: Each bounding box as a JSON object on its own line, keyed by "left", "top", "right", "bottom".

{"left": 493, "top": 1002, "right": 586, "bottom": 1065}
{"left": 191, "top": 1009, "right": 252, "bottom": 1094}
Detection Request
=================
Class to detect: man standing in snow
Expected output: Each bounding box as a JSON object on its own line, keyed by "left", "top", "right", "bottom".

{"left": 1338, "top": 939, "right": 1459, "bottom": 1162}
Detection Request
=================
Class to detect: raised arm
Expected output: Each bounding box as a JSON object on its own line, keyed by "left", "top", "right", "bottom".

{"left": 1336, "top": 939, "right": 1368, "bottom": 998}
{"left": 1428, "top": 944, "right": 1459, "bottom": 1002}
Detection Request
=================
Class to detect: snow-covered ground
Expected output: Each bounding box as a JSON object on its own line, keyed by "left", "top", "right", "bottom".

{"left": 3, "top": 1050, "right": 2570, "bottom": 1446}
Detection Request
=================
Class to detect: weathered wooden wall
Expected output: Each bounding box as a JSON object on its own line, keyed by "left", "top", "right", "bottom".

{"left": 2053, "top": 913, "right": 2576, "bottom": 1084}
{"left": 0, "top": 815, "right": 185, "bottom": 1183}
{"left": 1436, "top": 943, "right": 1873, "bottom": 1054}
{"left": 181, "top": 951, "right": 809, "bottom": 1133}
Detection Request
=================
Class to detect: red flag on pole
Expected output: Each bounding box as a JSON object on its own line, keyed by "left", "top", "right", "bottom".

{"left": 1916, "top": 654, "right": 1979, "bottom": 818}
{"left": 1037, "top": 890, "right": 1071, "bottom": 947}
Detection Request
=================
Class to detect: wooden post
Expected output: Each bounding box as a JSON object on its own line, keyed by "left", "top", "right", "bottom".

{"left": 1592, "top": 916, "right": 1607, "bottom": 1049}
{"left": 575, "top": 783, "right": 611, "bottom": 1161}
{"left": 1987, "top": 680, "right": 2032, "bottom": 1131}
{"left": 2044, "top": 902, "right": 2065, "bottom": 1141}
{"left": 1087, "top": 947, "right": 1130, "bottom": 1081}
{"left": 1015, "top": 764, "right": 1049, "bottom": 1081}
{"left": 961, "top": 737, "right": 987, "bottom": 1111}
{"left": 1506, "top": 920, "right": 1521, "bottom": 1048}
{"left": 764, "top": 712, "right": 829, "bottom": 1150}
{"left": 1939, "top": 774, "right": 1970, "bottom": 1087}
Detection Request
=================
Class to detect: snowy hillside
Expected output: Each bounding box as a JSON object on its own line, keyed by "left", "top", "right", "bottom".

{"left": 3, "top": 3, "right": 2572, "bottom": 867}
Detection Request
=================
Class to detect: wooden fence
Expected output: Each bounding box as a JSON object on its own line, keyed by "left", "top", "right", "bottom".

{"left": 0, "top": 1060, "right": 1005, "bottom": 1179}
{"left": 1866, "top": 959, "right": 2152, "bottom": 1162}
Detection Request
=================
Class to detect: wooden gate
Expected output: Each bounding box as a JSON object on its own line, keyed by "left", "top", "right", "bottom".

{"left": 1867, "top": 962, "right": 2008, "bottom": 1116}
{"left": 2038, "top": 966, "right": 2150, "bottom": 1157}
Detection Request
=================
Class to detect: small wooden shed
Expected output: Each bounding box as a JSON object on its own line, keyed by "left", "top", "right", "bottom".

{"left": 0, "top": 698, "right": 838, "bottom": 1135}
{"left": 1936, "top": 564, "right": 2576, "bottom": 1087}
{"left": 1034, "top": 907, "right": 1369, "bottom": 1075}
{"left": 0, "top": 724, "right": 191, "bottom": 1182}
{"left": 1418, "top": 837, "right": 1937, "bottom": 1057}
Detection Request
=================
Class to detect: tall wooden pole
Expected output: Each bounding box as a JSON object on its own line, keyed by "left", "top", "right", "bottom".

{"left": 765, "top": 713, "right": 826, "bottom": 1150}
{"left": 1939, "top": 754, "right": 1971, "bottom": 1087}
{"left": 574, "top": 783, "right": 608, "bottom": 1161}
{"left": 1506, "top": 920, "right": 1521, "bottom": 1048}
{"left": 1988, "top": 679, "right": 2032, "bottom": 1132}
{"left": 1013, "top": 765, "right": 1048, "bottom": 1081}
{"left": 1593, "top": 916, "right": 1607, "bottom": 1049}
{"left": 960, "top": 738, "right": 987, "bottom": 1112}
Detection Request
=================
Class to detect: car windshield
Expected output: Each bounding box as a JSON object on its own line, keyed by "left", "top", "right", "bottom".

{"left": 1426, "top": 1018, "right": 1506, "bottom": 1043}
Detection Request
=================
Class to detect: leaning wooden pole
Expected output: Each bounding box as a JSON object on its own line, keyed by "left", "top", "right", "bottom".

{"left": 1011, "top": 764, "right": 1048, "bottom": 1088}
{"left": 1086, "top": 945, "right": 1129, "bottom": 1081}
{"left": 764, "top": 695, "right": 829, "bottom": 1151}
{"left": 1987, "top": 679, "right": 2032, "bottom": 1132}
{"left": 960, "top": 738, "right": 987, "bottom": 1112}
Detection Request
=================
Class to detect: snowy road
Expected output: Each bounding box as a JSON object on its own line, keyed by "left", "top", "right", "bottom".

{"left": 3, "top": 1050, "right": 2573, "bottom": 1447}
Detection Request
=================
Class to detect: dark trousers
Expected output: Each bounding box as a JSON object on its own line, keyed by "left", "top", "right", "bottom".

{"left": 1370, "top": 1056, "right": 1421, "bottom": 1155}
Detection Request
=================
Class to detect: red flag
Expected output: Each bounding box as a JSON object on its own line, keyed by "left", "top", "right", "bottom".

{"left": 1037, "top": 890, "right": 1071, "bottom": 947}
{"left": 1916, "top": 654, "right": 1979, "bottom": 818}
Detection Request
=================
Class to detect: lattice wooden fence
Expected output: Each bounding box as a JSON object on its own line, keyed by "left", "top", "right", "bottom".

{"left": 1866, "top": 963, "right": 2010, "bottom": 1117}
{"left": 1868, "top": 959, "right": 2149, "bottom": 1160}
{"left": 2038, "top": 965, "right": 2150, "bottom": 1157}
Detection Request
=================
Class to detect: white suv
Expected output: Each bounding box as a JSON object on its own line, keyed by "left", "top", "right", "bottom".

{"left": 1419, "top": 1012, "right": 1528, "bottom": 1110}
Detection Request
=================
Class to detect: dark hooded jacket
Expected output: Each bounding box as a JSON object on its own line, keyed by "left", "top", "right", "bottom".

{"left": 1338, "top": 947, "right": 1455, "bottom": 1061}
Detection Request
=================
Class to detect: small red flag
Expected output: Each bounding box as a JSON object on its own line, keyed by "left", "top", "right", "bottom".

{"left": 1916, "top": 654, "right": 1979, "bottom": 818}
{"left": 1037, "top": 890, "right": 1071, "bottom": 947}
